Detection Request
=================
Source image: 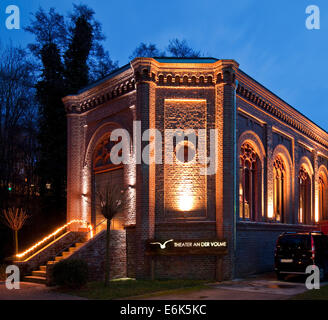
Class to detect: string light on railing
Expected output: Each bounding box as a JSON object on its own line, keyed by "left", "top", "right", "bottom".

{"left": 16, "top": 219, "right": 91, "bottom": 259}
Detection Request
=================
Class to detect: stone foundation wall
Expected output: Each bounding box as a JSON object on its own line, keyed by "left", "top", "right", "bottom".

{"left": 153, "top": 255, "right": 217, "bottom": 280}
{"left": 151, "top": 222, "right": 218, "bottom": 280}
{"left": 64, "top": 229, "right": 127, "bottom": 282}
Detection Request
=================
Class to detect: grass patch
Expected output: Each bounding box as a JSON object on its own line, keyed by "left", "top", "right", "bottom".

{"left": 63, "top": 279, "right": 207, "bottom": 300}
{"left": 292, "top": 285, "right": 328, "bottom": 300}
{"left": 0, "top": 265, "right": 6, "bottom": 281}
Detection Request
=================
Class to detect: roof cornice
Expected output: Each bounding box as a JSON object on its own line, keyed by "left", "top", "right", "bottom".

{"left": 236, "top": 71, "right": 328, "bottom": 149}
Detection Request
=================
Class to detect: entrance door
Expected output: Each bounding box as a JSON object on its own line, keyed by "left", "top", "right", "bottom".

{"left": 94, "top": 168, "right": 125, "bottom": 232}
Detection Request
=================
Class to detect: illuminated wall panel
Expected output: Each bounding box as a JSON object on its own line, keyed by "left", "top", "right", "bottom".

{"left": 164, "top": 99, "right": 207, "bottom": 218}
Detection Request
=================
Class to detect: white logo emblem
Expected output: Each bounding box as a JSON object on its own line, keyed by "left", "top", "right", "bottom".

{"left": 150, "top": 239, "right": 174, "bottom": 249}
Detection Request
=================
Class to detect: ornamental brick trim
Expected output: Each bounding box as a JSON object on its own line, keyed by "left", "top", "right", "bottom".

{"left": 238, "top": 130, "right": 266, "bottom": 163}
{"left": 64, "top": 77, "right": 136, "bottom": 114}
{"left": 236, "top": 82, "right": 328, "bottom": 149}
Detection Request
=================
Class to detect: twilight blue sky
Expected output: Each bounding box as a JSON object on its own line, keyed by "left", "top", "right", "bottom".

{"left": 1, "top": 0, "right": 328, "bottom": 130}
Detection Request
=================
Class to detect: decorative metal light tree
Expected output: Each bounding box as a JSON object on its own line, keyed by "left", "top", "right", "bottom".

{"left": 1, "top": 208, "right": 29, "bottom": 257}
{"left": 96, "top": 183, "right": 126, "bottom": 287}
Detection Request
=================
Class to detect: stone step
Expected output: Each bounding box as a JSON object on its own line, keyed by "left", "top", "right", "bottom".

{"left": 32, "top": 270, "right": 46, "bottom": 277}
{"left": 24, "top": 240, "right": 87, "bottom": 286}
{"left": 24, "top": 276, "right": 46, "bottom": 285}
{"left": 75, "top": 242, "right": 84, "bottom": 248}
{"left": 62, "top": 251, "right": 71, "bottom": 258}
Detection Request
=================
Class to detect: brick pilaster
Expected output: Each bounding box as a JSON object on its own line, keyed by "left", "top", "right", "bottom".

{"left": 313, "top": 151, "right": 319, "bottom": 223}
{"left": 266, "top": 124, "right": 274, "bottom": 221}
{"left": 294, "top": 144, "right": 300, "bottom": 224}
{"left": 132, "top": 63, "right": 156, "bottom": 279}
{"left": 67, "top": 114, "right": 85, "bottom": 229}
{"left": 215, "top": 61, "right": 239, "bottom": 280}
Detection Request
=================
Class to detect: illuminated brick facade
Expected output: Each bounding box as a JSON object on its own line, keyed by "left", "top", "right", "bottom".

{"left": 63, "top": 57, "right": 326, "bottom": 280}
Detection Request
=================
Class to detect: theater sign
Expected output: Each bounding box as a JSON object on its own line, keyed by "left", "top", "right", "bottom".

{"left": 146, "top": 239, "right": 228, "bottom": 256}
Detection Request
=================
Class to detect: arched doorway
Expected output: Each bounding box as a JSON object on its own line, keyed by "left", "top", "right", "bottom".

{"left": 92, "top": 134, "right": 125, "bottom": 233}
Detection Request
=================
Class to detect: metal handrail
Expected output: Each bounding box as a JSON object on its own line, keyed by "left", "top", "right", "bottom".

{"left": 14, "top": 218, "right": 108, "bottom": 262}
{"left": 48, "top": 219, "right": 108, "bottom": 262}
{"left": 89, "top": 219, "right": 107, "bottom": 239}
{"left": 15, "top": 219, "right": 91, "bottom": 261}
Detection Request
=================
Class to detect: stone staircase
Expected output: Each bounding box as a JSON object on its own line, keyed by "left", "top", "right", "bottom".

{"left": 24, "top": 242, "right": 85, "bottom": 285}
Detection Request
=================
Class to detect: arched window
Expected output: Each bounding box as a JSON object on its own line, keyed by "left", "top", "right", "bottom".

{"left": 273, "top": 156, "right": 285, "bottom": 222}
{"left": 239, "top": 143, "right": 260, "bottom": 221}
{"left": 175, "top": 141, "right": 196, "bottom": 164}
{"left": 93, "top": 135, "right": 122, "bottom": 173}
{"left": 299, "top": 166, "right": 312, "bottom": 224}
{"left": 319, "top": 175, "right": 328, "bottom": 221}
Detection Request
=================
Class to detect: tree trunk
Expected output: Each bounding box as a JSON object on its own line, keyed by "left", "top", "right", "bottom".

{"left": 14, "top": 230, "right": 18, "bottom": 257}
{"left": 104, "top": 219, "right": 111, "bottom": 287}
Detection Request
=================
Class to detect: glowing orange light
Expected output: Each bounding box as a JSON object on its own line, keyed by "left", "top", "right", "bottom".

{"left": 267, "top": 199, "right": 274, "bottom": 219}
{"left": 16, "top": 219, "right": 92, "bottom": 259}
{"left": 315, "top": 195, "right": 319, "bottom": 223}
{"left": 88, "top": 224, "right": 94, "bottom": 239}
{"left": 299, "top": 207, "right": 303, "bottom": 223}
{"left": 179, "top": 194, "right": 194, "bottom": 211}
{"left": 177, "top": 183, "right": 195, "bottom": 212}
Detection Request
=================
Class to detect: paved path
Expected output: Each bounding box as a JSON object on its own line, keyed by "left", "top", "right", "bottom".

{"left": 0, "top": 282, "right": 86, "bottom": 300}
{"left": 1, "top": 273, "right": 325, "bottom": 300}
{"left": 140, "top": 273, "right": 327, "bottom": 300}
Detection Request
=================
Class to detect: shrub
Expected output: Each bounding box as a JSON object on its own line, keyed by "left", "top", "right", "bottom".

{"left": 53, "top": 259, "right": 88, "bottom": 289}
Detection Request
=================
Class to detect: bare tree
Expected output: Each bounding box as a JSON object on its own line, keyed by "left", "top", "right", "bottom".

{"left": 0, "top": 43, "right": 38, "bottom": 203}
{"left": 130, "top": 39, "right": 202, "bottom": 60}
{"left": 167, "top": 38, "right": 202, "bottom": 58}
{"left": 2, "top": 208, "right": 29, "bottom": 256}
{"left": 129, "top": 42, "right": 165, "bottom": 59}
{"left": 96, "top": 183, "right": 127, "bottom": 287}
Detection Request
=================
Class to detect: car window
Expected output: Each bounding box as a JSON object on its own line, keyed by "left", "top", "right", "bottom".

{"left": 277, "top": 235, "right": 311, "bottom": 250}
{"left": 313, "top": 236, "right": 322, "bottom": 251}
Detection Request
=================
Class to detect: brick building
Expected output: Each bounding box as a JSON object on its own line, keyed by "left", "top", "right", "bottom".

{"left": 62, "top": 57, "right": 328, "bottom": 280}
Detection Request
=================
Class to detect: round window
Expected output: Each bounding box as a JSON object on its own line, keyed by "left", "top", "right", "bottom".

{"left": 175, "top": 141, "right": 196, "bottom": 163}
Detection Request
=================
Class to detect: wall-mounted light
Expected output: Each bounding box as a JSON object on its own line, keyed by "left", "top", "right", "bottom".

{"left": 315, "top": 195, "right": 319, "bottom": 223}
{"left": 178, "top": 194, "right": 194, "bottom": 212}
{"left": 267, "top": 201, "right": 274, "bottom": 219}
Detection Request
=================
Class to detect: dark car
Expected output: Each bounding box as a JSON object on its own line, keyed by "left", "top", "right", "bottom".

{"left": 274, "top": 231, "right": 328, "bottom": 281}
